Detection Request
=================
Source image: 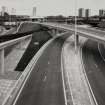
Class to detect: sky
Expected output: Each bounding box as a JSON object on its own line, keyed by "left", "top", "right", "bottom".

{"left": 0, "top": 0, "right": 105, "bottom": 16}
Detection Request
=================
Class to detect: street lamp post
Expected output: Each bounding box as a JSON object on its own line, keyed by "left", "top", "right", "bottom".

{"left": 74, "top": 0, "right": 79, "bottom": 52}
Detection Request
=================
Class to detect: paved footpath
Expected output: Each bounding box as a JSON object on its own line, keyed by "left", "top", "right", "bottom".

{"left": 62, "top": 36, "right": 95, "bottom": 105}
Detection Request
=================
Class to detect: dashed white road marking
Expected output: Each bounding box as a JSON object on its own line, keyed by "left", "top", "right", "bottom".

{"left": 94, "top": 63, "right": 98, "bottom": 68}
{"left": 43, "top": 76, "right": 47, "bottom": 82}
{"left": 34, "top": 42, "right": 39, "bottom": 45}
{"left": 48, "top": 61, "right": 50, "bottom": 65}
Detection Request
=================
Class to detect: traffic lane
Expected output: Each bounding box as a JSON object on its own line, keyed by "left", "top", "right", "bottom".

{"left": 82, "top": 39, "right": 105, "bottom": 105}
{"left": 13, "top": 34, "right": 69, "bottom": 105}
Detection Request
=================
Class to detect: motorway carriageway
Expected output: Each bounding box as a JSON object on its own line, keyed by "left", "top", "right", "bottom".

{"left": 12, "top": 33, "right": 71, "bottom": 105}
{"left": 82, "top": 39, "right": 105, "bottom": 105}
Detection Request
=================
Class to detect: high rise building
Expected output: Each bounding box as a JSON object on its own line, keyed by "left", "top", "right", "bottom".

{"left": 33, "top": 7, "right": 36, "bottom": 17}
{"left": 1, "top": 6, "right": 6, "bottom": 16}
{"left": 99, "top": 9, "right": 105, "bottom": 17}
{"left": 85, "top": 9, "right": 91, "bottom": 18}
{"left": 78, "top": 8, "right": 85, "bottom": 17}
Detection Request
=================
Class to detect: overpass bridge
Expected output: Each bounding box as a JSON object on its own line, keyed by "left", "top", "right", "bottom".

{"left": 36, "top": 22, "right": 105, "bottom": 50}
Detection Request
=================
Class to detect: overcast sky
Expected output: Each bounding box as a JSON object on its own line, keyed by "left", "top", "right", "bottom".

{"left": 0, "top": 0, "right": 105, "bottom": 16}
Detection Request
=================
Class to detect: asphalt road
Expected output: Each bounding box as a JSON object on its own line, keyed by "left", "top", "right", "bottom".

{"left": 13, "top": 34, "right": 70, "bottom": 105}
{"left": 82, "top": 39, "right": 105, "bottom": 105}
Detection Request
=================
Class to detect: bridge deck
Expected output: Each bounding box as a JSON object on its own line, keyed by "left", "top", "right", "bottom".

{"left": 37, "top": 22, "right": 105, "bottom": 44}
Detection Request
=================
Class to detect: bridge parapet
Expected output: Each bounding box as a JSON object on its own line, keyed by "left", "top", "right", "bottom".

{"left": 0, "top": 35, "right": 31, "bottom": 75}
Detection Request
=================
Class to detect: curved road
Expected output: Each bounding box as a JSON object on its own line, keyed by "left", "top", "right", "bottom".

{"left": 12, "top": 34, "right": 70, "bottom": 105}
{"left": 82, "top": 39, "right": 105, "bottom": 105}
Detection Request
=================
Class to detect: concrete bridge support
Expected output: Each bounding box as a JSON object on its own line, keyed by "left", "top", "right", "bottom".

{"left": 0, "top": 49, "right": 4, "bottom": 75}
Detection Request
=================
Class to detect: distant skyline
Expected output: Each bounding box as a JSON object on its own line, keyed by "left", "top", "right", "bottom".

{"left": 0, "top": 0, "right": 105, "bottom": 16}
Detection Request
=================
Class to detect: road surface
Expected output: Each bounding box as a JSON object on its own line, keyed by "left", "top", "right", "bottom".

{"left": 12, "top": 34, "right": 70, "bottom": 105}
{"left": 82, "top": 39, "right": 105, "bottom": 105}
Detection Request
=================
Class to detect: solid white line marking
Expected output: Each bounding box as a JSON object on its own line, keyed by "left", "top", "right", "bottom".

{"left": 94, "top": 63, "right": 98, "bottom": 68}
{"left": 61, "top": 54, "right": 68, "bottom": 105}
{"left": 34, "top": 42, "right": 39, "bottom": 45}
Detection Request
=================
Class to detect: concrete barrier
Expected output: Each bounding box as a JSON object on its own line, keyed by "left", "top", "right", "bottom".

{"left": 0, "top": 35, "right": 32, "bottom": 75}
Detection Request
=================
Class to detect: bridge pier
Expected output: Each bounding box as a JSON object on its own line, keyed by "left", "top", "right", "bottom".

{"left": 74, "top": 34, "right": 79, "bottom": 52}
{"left": 0, "top": 49, "right": 4, "bottom": 75}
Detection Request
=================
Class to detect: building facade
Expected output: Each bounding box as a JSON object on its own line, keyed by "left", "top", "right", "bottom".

{"left": 99, "top": 9, "right": 105, "bottom": 17}
{"left": 33, "top": 7, "right": 36, "bottom": 17}
{"left": 78, "top": 8, "right": 85, "bottom": 17}
{"left": 85, "top": 9, "right": 91, "bottom": 18}
{"left": 1, "top": 6, "right": 6, "bottom": 16}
